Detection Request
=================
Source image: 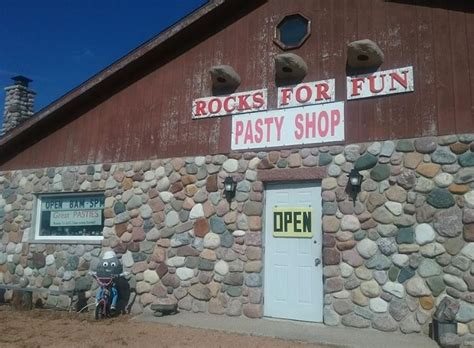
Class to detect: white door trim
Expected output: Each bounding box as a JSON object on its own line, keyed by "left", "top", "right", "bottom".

{"left": 263, "top": 181, "right": 323, "bottom": 322}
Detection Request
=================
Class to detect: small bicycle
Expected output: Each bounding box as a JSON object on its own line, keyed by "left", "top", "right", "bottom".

{"left": 90, "top": 271, "right": 124, "bottom": 320}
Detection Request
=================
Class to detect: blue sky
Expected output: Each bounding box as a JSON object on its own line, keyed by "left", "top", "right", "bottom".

{"left": 0, "top": 0, "right": 208, "bottom": 124}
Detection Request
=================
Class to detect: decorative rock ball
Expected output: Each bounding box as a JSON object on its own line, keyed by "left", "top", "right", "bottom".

{"left": 209, "top": 65, "right": 241, "bottom": 91}
{"left": 347, "top": 39, "right": 384, "bottom": 69}
{"left": 274, "top": 53, "right": 308, "bottom": 81}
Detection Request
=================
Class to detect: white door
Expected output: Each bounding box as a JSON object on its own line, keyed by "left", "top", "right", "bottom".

{"left": 264, "top": 182, "right": 323, "bottom": 322}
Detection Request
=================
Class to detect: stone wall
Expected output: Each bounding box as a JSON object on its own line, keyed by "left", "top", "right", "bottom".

{"left": 0, "top": 134, "right": 473, "bottom": 341}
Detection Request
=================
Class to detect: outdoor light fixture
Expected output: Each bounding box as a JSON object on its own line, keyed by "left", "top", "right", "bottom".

{"left": 348, "top": 168, "right": 363, "bottom": 202}
{"left": 224, "top": 176, "right": 236, "bottom": 201}
{"left": 349, "top": 168, "right": 363, "bottom": 187}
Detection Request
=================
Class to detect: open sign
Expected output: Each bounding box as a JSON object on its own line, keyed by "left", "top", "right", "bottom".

{"left": 273, "top": 207, "right": 313, "bottom": 238}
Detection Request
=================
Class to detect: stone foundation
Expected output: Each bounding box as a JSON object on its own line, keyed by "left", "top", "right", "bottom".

{"left": 0, "top": 134, "right": 473, "bottom": 341}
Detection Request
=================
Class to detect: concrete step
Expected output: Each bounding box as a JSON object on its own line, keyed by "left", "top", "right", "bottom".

{"left": 135, "top": 312, "right": 438, "bottom": 348}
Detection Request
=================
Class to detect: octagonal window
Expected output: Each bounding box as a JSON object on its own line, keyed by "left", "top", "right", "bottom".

{"left": 275, "top": 14, "right": 311, "bottom": 50}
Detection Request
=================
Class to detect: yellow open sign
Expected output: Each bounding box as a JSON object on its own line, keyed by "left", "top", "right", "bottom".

{"left": 272, "top": 207, "right": 313, "bottom": 238}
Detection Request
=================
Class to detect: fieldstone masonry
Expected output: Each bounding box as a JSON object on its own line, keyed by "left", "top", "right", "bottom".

{"left": 0, "top": 134, "right": 473, "bottom": 343}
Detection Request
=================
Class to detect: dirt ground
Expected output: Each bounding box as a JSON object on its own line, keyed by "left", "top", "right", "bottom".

{"left": 0, "top": 306, "right": 326, "bottom": 348}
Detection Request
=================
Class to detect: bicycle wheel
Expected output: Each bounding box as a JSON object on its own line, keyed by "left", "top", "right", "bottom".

{"left": 94, "top": 302, "right": 104, "bottom": 320}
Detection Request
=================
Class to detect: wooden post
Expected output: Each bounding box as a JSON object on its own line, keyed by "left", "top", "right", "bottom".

{"left": 12, "top": 290, "right": 33, "bottom": 310}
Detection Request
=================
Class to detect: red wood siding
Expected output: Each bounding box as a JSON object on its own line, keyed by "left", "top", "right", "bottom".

{"left": 1, "top": 0, "right": 473, "bottom": 170}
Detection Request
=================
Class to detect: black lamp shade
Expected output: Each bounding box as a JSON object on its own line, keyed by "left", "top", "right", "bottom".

{"left": 348, "top": 169, "right": 362, "bottom": 187}
{"left": 224, "top": 176, "right": 236, "bottom": 193}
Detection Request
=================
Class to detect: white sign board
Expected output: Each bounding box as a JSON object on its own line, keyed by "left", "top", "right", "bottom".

{"left": 277, "top": 79, "right": 335, "bottom": 108}
{"left": 50, "top": 210, "right": 102, "bottom": 227}
{"left": 192, "top": 89, "right": 267, "bottom": 119}
{"left": 41, "top": 196, "right": 104, "bottom": 211}
{"left": 347, "top": 66, "right": 414, "bottom": 100}
{"left": 231, "top": 102, "right": 344, "bottom": 150}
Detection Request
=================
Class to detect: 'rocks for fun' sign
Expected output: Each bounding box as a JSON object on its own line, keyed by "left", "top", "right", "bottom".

{"left": 192, "top": 66, "right": 413, "bottom": 150}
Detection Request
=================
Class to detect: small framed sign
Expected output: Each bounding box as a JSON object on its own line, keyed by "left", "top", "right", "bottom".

{"left": 34, "top": 192, "right": 105, "bottom": 242}
{"left": 272, "top": 207, "right": 313, "bottom": 238}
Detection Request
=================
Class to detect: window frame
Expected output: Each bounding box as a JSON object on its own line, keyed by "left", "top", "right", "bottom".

{"left": 33, "top": 191, "right": 105, "bottom": 244}
{"left": 274, "top": 13, "right": 312, "bottom": 50}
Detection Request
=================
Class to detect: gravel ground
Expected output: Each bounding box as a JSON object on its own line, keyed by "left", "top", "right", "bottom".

{"left": 0, "top": 307, "right": 326, "bottom": 348}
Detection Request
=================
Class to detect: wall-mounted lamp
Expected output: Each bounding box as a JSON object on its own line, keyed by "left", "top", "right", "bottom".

{"left": 224, "top": 176, "right": 237, "bottom": 201}
{"left": 348, "top": 168, "right": 363, "bottom": 203}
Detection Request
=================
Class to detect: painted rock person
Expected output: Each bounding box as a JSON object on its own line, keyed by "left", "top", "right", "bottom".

{"left": 95, "top": 250, "right": 122, "bottom": 311}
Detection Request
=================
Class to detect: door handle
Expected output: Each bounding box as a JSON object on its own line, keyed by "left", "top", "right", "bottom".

{"left": 314, "top": 258, "right": 321, "bottom": 267}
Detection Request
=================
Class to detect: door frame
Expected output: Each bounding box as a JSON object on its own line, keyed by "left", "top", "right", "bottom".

{"left": 262, "top": 180, "right": 323, "bottom": 322}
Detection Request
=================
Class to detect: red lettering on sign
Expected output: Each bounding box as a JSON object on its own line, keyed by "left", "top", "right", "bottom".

{"left": 193, "top": 89, "right": 267, "bottom": 118}
{"left": 294, "top": 114, "right": 304, "bottom": 140}
{"left": 295, "top": 85, "right": 311, "bottom": 103}
{"left": 368, "top": 74, "right": 386, "bottom": 94}
{"left": 223, "top": 96, "right": 236, "bottom": 113}
{"left": 244, "top": 120, "right": 253, "bottom": 144}
{"left": 389, "top": 70, "right": 409, "bottom": 90}
{"left": 252, "top": 92, "right": 265, "bottom": 108}
{"left": 209, "top": 98, "right": 222, "bottom": 114}
{"left": 235, "top": 120, "right": 244, "bottom": 144}
{"left": 254, "top": 118, "right": 263, "bottom": 143}
{"left": 274, "top": 116, "right": 284, "bottom": 141}
{"left": 194, "top": 101, "right": 207, "bottom": 116}
{"left": 294, "top": 111, "right": 339, "bottom": 140}
{"left": 237, "top": 94, "right": 251, "bottom": 111}
{"left": 331, "top": 110, "right": 341, "bottom": 136}
{"left": 306, "top": 113, "right": 316, "bottom": 138}
{"left": 280, "top": 88, "right": 292, "bottom": 106}
{"left": 233, "top": 102, "right": 344, "bottom": 150}
{"left": 350, "top": 77, "right": 365, "bottom": 97}
{"left": 318, "top": 111, "right": 329, "bottom": 137}
{"left": 316, "top": 82, "right": 331, "bottom": 101}
{"left": 264, "top": 117, "right": 273, "bottom": 142}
